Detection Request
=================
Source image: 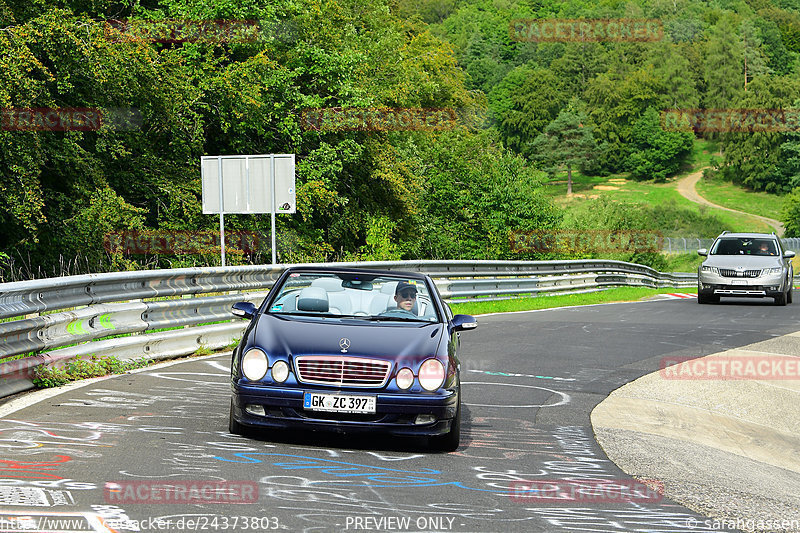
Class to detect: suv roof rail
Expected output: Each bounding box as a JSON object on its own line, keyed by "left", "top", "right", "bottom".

{"left": 721, "top": 231, "right": 729, "bottom": 235}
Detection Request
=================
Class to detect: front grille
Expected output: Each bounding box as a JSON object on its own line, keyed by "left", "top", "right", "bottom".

{"left": 295, "top": 356, "right": 391, "bottom": 387}
{"left": 718, "top": 269, "right": 761, "bottom": 278}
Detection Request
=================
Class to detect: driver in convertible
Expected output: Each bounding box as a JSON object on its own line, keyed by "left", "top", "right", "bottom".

{"left": 380, "top": 281, "right": 418, "bottom": 318}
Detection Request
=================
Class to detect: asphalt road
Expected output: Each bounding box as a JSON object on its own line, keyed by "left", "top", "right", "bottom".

{"left": 2, "top": 296, "right": 799, "bottom": 533}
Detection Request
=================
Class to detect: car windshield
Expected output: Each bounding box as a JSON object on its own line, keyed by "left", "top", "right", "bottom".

{"left": 711, "top": 238, "right": 778, "bottom": 256}
{"left": 266, "top": 272, "right": 439, "bottom": 322}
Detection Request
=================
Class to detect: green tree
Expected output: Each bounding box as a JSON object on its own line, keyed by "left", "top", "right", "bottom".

{"left": 646, "top": 43, "right": 700, "bottom": 109}
{"left": 530, "top": 105, "right": 598, "bottom": 195}
{"left": 775, "top": 102, "right": 800, "bottom": 189}
{"left": 413, "top": 131, "right": 562, "bottom": 260}
{"left": 720, "top": 77, "right": 800, "bottom": 192}
{"left": 704, "top": 16, "right": 745, "bottom": 109}
{"left": 740, "top": 19, "right": 772, "bottom": 91}
{"left": 488, "top": 66, "right": 568, "bottom": 158}
{"left": 625, "top": 107, "right": 695, "bottom": 182}
{"left": 584, "top": 67, "right": 662, "bottom": 172}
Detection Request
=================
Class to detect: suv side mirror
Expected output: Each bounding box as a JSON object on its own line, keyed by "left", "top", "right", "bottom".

{"left": 784, "top": 251, "right": 796, "bottom": 259}
{"left": 697, "top": 249, "right": 708, "bottom": 256}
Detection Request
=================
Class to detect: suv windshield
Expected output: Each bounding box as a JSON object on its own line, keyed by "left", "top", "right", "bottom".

{"left": 710, "top": 238, "right": 778, "bottom": 256}
{"left": 266, "top": 272, "right": 439, "bottom": 322}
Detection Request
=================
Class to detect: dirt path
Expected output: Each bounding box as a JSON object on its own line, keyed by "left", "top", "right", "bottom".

{"left": 675, "top": 168, "right": 784, "bottom": 236}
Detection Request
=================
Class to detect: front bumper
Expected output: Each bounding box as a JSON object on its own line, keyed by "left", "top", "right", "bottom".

{"left": 230, "top": 383, "right": 458, "bottom": 437}
{"left": 698, "top": 271, "right": 786, "bottom": 298}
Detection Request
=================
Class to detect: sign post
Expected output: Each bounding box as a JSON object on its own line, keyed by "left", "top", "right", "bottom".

{"left": 201, "top": 154, "right": 295, "bottom": 265}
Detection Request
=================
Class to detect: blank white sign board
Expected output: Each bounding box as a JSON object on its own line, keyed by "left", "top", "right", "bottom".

{"left": 201, "top": 154, "right": 295, "bottom": 214}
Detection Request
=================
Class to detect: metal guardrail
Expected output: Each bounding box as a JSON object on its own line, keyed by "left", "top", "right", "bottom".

{"left": 0, "top": 259, "right": 697, "bottom": 399}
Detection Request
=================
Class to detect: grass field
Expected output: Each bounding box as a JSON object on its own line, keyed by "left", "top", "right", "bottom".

{"left": 542, "top": 139, "right": 778, "bottom": 235}
{"left": 695, "top": 175, "right": 784, "bottom": 221}
{"left": 449, "top": 286, "right": 691, "bottom": 315}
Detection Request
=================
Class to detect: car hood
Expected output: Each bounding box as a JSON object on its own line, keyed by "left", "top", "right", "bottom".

{"left": 251, "top": 315, "right": 445, "bottom": 362}
{"left": 703, "top": 255, "right": 784, "bottom": 268}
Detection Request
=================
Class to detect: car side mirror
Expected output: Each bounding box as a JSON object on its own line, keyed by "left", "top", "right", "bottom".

{"left": 231, "top": 301, "right": 258, "bottom": 320}
{"left": 697, "top": 249, "right": 708, "bottom": 257}
{"left": 784, "top": 251, "right": 796, "bottom": 259}
{"left": 451, "top": 314, "right": 477, "bottom": 332}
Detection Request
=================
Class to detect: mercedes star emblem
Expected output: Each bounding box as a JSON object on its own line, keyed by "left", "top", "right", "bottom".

{"left": 339, "top": 338, "right": 351, "bottom": 353}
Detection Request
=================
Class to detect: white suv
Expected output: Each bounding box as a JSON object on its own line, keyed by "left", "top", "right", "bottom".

{"left": 697, "top": 232, "right": 795, "bottom": 305}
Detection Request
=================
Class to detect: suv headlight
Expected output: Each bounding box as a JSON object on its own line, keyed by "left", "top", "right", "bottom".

{"left": 700, "top": 266, "right": 718, "bottom": 274}
{"left": 763, "top": 267, "right": 782, "bottom": 275}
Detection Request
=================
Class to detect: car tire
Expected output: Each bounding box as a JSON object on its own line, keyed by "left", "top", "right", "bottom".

{"left": 697, "top": 292, "right": 717, "bottom": 304}
{"left": 775, "top": 291, "right": 787, "bottom": 306}
{"left": 788, "top": 286, "right": 793, "bottom": 304}
{"left": 430, "top": 397, "right": 461, "bottom": 452}
{"left": 229, "top": 399, "right": 246, "bottom": 435}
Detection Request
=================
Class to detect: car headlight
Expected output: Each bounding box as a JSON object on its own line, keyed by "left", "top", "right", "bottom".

{"left": 419, "top": 359, "right": 445, "bottom": 391}
{"left": 241, "top": 348, "right": 269, "bottom": 381}
{"left": 396, "top": 368, "right": 414, "bottom": 390}
{"left": 763, "top": 267, "right": 782, "bottom": 275}
{"left": 271, "top": 360, "right": 289, "bottom": 383}
{"left": 700, "top": 266, "right": 718, "bottom": 274}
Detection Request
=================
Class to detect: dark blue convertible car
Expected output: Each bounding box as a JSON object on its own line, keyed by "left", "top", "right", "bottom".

{"left": 228, "top": 266, "right": 477, "bottom": 451}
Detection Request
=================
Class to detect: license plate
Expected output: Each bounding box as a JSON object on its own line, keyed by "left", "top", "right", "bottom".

{"left": 303, "top": 392, "right": 376, "bottom": 413}
{"left": 731, "top": 279, "right": 747, "bottom": 285}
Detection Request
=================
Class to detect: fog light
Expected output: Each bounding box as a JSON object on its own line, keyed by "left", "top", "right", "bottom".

{"left": 245, "top": 404, "right": 266, "bottom": 416}
{"left": 414, "top": 414, "right": 436, "bottom": 425}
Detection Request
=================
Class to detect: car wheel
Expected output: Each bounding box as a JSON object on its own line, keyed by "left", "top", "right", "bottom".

{"left": 229, "top": 399, "right": 246, "bottom": 435}
{"left": 697, "top": 292, "right": 717, "bottom": 304}
{"left": 430, "top": 398, "right": 460, "bottom": 452}
{"left": 788, "top": 286, "right": 793, "bottom": 304}
{"left": 775, "top": 291, "right": 787, "bottom": 306}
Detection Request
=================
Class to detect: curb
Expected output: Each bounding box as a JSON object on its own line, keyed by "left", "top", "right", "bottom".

{"left": 591, "top": 332, "right": 800, "bottom": 530}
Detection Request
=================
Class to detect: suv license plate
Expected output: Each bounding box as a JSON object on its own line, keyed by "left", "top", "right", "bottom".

{"left": 303, "top": 392, "right": 376, "bottom": 413}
